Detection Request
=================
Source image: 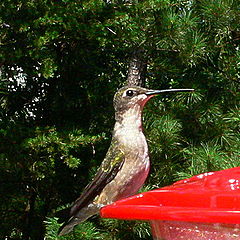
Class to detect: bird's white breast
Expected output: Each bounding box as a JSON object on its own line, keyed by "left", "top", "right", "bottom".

{"left": 96, "top": 104, "right": 150, "bottom": 204}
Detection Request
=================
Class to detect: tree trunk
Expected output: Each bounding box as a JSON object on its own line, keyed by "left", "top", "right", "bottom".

{"left": 126, "top": 49, "right": 147, "bottom": 87}
{"left": 22, "top": 192, "right": 36, "bottom": 240}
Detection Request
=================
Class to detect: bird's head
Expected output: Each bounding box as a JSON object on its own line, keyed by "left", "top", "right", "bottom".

{"left": 113, "top": 86, "right": 194, "bottom": 114}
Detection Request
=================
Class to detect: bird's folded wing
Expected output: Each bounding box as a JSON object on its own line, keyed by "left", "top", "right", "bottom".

{"left": 70, "top": 142, "right": 125, "bottom": 217}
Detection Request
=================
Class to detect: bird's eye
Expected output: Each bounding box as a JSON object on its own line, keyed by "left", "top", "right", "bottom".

{"left": 126, "top": 90, "right": 134, "bottom": 97}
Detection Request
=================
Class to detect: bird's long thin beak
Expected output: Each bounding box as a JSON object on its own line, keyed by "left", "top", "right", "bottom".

{"left": 146, "top": 88, "right": 194, "bottom": 96}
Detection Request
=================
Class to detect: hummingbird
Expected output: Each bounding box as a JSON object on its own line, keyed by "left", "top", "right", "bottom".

{"left": 58, "top": 86, "right": 194, "bottom": 235}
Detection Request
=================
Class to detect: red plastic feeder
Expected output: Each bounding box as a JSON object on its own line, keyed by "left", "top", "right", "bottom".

{"left": 100, "top": 167, "right": 240, "bottom": 240}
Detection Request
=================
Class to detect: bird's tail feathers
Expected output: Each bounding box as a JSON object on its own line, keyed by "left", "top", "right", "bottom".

{"left": 58, "top": 216, "right": 79, "bottom": 236}
{"left": 58, "top": 204, "right": 99, "bottom": 236}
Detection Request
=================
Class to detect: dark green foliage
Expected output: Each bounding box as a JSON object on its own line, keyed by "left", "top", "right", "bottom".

{"left": 0, "top": 0, "right": 239, "bottom": 239}
{"left": 45, "top": 217, "right": 108, "bottom": 240}
{"left": 99, "top": 219, "right": 151, "bottom": 240}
